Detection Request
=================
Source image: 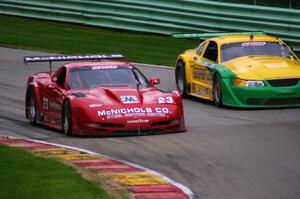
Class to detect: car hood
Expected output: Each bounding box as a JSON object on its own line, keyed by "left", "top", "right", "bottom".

{"left": 223, "top": 56, "right": 300, "bottom": 80}
{"left": 71, "top": 87, "right": 171, "bottom": 106}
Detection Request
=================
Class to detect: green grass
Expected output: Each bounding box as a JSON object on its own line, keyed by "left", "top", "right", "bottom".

{"left": 0, "top": 15, "right": 197, "bottom": 66}
{"left": 0, "top": 144, "right": 109, "bottom": 199}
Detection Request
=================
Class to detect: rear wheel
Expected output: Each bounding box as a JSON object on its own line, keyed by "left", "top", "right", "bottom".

{"left": 62, "top": 101, "right": 72, "bottom": 136}
{"left": 213, "top": 74, "right": 223, "bottom": 107}
{"left": 27, "top": 88, "right": 37, "bottom": 125}
{"left": 175, "top": 61, "right": 188, "bottom": 97}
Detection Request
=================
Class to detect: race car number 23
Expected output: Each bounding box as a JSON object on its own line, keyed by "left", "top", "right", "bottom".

{"left": 158, "top": 97, "right": 174, "bottom": 104}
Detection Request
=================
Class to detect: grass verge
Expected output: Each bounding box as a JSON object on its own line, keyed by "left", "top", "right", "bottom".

{"left": 0, "top": 144, "right": 110, "bottom": 199}
{"left": 0, "top": 15, "right": 197, "bottom": 66}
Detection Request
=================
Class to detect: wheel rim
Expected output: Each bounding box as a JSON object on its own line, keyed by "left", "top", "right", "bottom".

{"left": 177, "top": 65, "right": 184, "bottom": 92}
{"left": 214, "top": 77, "right": 221, "bottom": 104}
{"left": 29, "top": 93, "right": 36, "bottom": 119}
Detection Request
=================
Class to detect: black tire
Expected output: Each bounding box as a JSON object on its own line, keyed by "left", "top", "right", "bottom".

{"left": 175, "top": 61, "right": 188, "bottom": 97}
{"left": 213, "top": 73, "right": 223, "bottom": 107}
{"left": 62, "top": 100, "right": 72, "bottom": 136}
{"left": 27, "top": 88, "right": 37, "bottom": 125}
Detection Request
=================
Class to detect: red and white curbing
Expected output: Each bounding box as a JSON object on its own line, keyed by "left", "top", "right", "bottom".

{"left": 0, "top": 136, "right": 195, "bottom": 199}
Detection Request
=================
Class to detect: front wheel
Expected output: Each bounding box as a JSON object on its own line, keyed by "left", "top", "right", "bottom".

{"left": 62, "top": 101, "right": 72, "bottom": 136}
{"left": 27, "top": 88, "right": 37, "bottom": 125}
{"left": 175, "top": 61, "right": 188, "bottom": 97}
{"left": 213, "top": 74, "right": 223, "bottom": 107}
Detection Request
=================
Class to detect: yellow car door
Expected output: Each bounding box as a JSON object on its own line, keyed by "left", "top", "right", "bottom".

{"left": 190, "top": 40, "right": 218, "bottom": 100}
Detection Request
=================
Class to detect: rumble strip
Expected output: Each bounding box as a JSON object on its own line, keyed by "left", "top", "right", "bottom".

{"left": 0, "top": 136, "right": 195, "bottom": 199}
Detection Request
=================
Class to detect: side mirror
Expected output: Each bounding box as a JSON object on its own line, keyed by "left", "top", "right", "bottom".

{"left": 149, "top": 78, "right": 160, "bottom": 87}
{"left": 51, "top": 75, "right": 57, "bottom": 82}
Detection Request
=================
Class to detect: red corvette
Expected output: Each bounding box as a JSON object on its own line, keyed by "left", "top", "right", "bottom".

{"left": 24, "top": 54, "right": 185, "bottom": 136}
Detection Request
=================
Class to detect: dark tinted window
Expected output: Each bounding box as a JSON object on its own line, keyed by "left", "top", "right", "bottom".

{"left": 68, "top": 66, "right": 149, "bottom": 89}
{"left": 56, "top": 67, "right": 66, "bottom": 88}
{"left": 203, "top": 41, "right": 218, "bottom": 62}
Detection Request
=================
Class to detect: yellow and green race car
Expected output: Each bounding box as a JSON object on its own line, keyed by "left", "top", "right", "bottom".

{"left": 173, "top": 32, "right": 300, "bottom": 108}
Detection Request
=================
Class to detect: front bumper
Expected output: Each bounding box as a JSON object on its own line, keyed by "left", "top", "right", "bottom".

{"left": 222, "top": 78, "right": 300, "bottom": 108}
{"left": 71, "top": 105, "right": 185, "bottom": 136}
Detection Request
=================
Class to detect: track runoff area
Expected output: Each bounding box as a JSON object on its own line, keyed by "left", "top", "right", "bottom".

{"left": 0, "top": 136, "right": 195, "bottom": 199}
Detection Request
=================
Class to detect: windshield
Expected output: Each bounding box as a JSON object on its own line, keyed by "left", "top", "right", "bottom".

{"left": 68, "top": 66, "right": 149, "bottom": 89}
{"left": 221, "top": 42, "right": 294, "bottom": 62}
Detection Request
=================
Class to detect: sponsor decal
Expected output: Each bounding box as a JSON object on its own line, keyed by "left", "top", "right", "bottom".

{"left": 241, "top": 42, "right": 266, "bottom": 47}
{"left": 120, "top": 96, "right": 139, "bottom": 104}
{"left": 97, "top": 107, "right": 169, "bottom": 117}
{"left": 195, "top": 86, "right": 209, "bottom": 96}
{"left": 193, "top": 67, "right": 212, "bottom": 81}
{"left": 127, "top": 119, "right": 149, "bottom": 124}
{"left": 89, "top": 104, "right": 103, "bottom": 108}
{"left": 42, "top": 97, "right": 49, "bottom": 110}
{"left": 107, "top": 114, "right": 124, "bottom": 119}
{"left": 195, "top": 86, "right": 201, "bottom": 96}
{"left": 49, "top": 102, "right": 61, "bottom": 113}
{"left": 158, "top": 96, "right": 174, "bottom": 104}
{"left": 203, "top": 87, "right": 209, "bottom": 95}
{"left": 25, "top": 54, "right": 124, "bottom": 63}
{"left": 146, "top": 113, "right": 166, "bottom": 117}
{"left": 201, "top": 60, "right": 215, "bottom": 69}
{"left": 125, "top": 113, "right": 146, "bottom": 117}
{"left": 92, "top": 66, "right": 118, "bottom": 70}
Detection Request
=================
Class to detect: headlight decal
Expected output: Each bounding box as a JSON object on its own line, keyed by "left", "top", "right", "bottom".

{"left": 233, "top": 79, "right": 264, "bottom": 87}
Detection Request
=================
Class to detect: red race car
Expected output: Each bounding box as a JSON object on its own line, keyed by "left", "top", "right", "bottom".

{"left": 24, "top": 54, "right": 185, "bottom": 136}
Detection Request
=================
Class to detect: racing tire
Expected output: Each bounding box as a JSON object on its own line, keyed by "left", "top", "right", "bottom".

{"left": 62, "top": 100, "right": 72, "bottom": 136}
{"left": 175, "top": 61, "right": 188, "bottom": 97}
{"left": 27, "top": 88, "right": 37, "bottom": 125}
{"left": 213, "top": 73, "right": 223, "bottom": 107}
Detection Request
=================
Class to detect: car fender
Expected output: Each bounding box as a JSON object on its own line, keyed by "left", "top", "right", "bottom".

{"left": 211, "top": 64, "right": 235, "bottom": 79}
{"left": 63, "top": 96, "right": 92, "bottom": 134}
{"left": 210, "top": 64, "right": 239, "bottom": 105}
{"left": 176, "top": 54, "right": 194, "bottom": 85}
{"left": 171, "top": 90, "right": 186, "bottom": 131}
{"left": 169, "top": 91, "right": 185, "bottom": 130}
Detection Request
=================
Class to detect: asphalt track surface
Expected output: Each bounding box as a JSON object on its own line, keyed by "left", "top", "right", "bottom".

{"left": 1, "top": 47, "right": 300, "bottom": 199}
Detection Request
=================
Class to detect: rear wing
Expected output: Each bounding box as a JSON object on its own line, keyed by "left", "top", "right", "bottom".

{"left": 172, "top": 31, "right": 265, "bottom": 39}
{"left": 24, "top": 53, "right": 126, "bottom": 72}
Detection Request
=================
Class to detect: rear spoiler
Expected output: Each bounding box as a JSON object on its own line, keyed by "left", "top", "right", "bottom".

{"left": 24, "top": 53, "right": 126, "bottom": 72}
{"left": 171, "top": 31, "right": 265, "bottom": 39}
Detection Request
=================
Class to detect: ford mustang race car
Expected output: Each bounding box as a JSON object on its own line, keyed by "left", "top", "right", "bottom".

{"left": 24, "top": 54, "right": 185, "bottom": 136}
{"left": 173, "top": 32, "right": 300, "bottom": 108}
